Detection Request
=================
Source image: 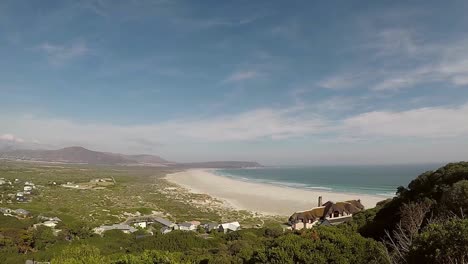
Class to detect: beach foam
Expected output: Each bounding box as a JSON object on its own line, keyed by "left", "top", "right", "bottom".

{"left": 165, "top": 169, "right": 387, "bottom": 216}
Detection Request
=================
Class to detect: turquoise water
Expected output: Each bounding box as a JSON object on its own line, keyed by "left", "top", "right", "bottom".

{"left": 215, "top": 164, "right": 442, "bottom": 198}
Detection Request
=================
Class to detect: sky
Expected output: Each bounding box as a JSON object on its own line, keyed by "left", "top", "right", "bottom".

{"left": 1, "top": 0, "right": 468, "bottom": 165}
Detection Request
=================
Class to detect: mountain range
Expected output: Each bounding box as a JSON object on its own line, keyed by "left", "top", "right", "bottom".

{"left": 0, "top": 146, "right": 260, "bottom": 168}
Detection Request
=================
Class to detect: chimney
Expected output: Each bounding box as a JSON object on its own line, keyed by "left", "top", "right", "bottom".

{"left": 318, "top": 196, "right": 323, "bottom": 207}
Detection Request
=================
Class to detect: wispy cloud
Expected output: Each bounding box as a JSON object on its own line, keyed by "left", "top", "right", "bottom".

{"left": 4, "top": 101, "right": 468, "bottom": 155}
{"left": 222, "top": 70, "right": 259, "bottom": 83}
{"left": 342, "top": 103, "right": 468, "bottom": 138}
{"left": 321, "top": 25, "right": 468, "bottom": 92}
{"left": 36, "top": 41, "right": 88, "bottom": 65}
{"left": 318, "top": 72, "right": 370, "bottom": 90}
{"left": 371, "top": 39, "right": 468, "bottom": 91}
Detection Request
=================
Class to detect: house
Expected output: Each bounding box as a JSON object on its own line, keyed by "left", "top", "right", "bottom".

{"left": 154, "top": 217, "right": 177, "bottom": 228}
{"left": 25, "top": 260, "right": 50, "bottom": 264}
{"left": 219, "top": 222, "right": 241, "bottom": 233}
{"left": 288, "top": 197, "right": 364, "bottom": 230}
{"left": 24, "top": 186, "right": 33, "bottom": 192}
{"left": 189, "top": 220, "right": 201, "bottom": 226}
{"left": 160, "top": 226, "right": 172, "bottom": 234}
{"left": 0, "top": 207, "right": 12, "bottom": 214}
{"left": 178, "top": 222, "right": 197, "bottom": 231}
{"left": 14, "top": 208, "right": 31, "bottom": 217}
{"left": 93, "top": 224, "right": 138, "bottom": 235}
{"left": 203, "top": 223, "right": 220, "bottom": 232}
{"left": 16, "top": 193, "right": 27, "bottom": 202}
{"left": 34, "top": 217, "right": 62, "bottom": 229}
{"left": 134, "top": 221, "right": 147, "bottom": 228}
{"left": 320, "top": 217, "right": 353, "bottom": 226}
{"left": 43, "top": 221, "right": 59, "bottom": 228}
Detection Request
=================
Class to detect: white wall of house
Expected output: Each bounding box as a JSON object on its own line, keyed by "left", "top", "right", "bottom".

{"left": 134, "top": 222, "right": 147, "bottom": 228}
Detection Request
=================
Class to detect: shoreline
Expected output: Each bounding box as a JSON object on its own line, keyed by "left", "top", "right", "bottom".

{"left": 165, "top": 169, "right": 388, "bottom": 216}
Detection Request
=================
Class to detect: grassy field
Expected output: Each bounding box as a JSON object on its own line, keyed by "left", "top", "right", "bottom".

{"left": 0, "top": 160, "right": 283, "bottom": 228}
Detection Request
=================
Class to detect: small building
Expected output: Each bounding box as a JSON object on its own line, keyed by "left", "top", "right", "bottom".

{"left": 16, "top": 193, "right": 27, "bottom": 202}
{"left": 154, "top": 217, "right": 177, "bottom": 228}
{"left": 25, "top": 260, "right": 50, "bottom": 264}
{"left": 189, "top": 220, "right": 201, "bottom": 226}
{"left": 160, "top": 226, "right": 172, "bottom": 234}
{"left": 24, "top": 186, "right": 33, "bottom": 192}
{"left": 134, "top": 221, "right": 147, "bottom": 229}
{"left": 0, "top": 179, "right": 5, "bottom": 185}
{"left": 178, "top": 222, "right": 197, "bottom": 231}
{"left": 34, "top": 216, "right": 62, "bottom": 229}
{"left": 219, "top": 222, "right": 241, "bottom": 233}
{"left": 14, "top": 209, "right": 31, "bottom": 217}
{"left": 0, "top": 207, "right": 12, "bottom": 214}
{"left": 42, "top": 221, "right": 59, "bottom": 228}
{"left": 93, "top": 224, "right": 138, "bottom": 235}
{"left": 203, "top": 223, "right": 220, "bottom": 233}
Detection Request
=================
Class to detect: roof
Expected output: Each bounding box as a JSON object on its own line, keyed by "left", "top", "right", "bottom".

{"left": 220, "top": 222, "right": 240, "bottom": 231}
{"left": 154, "top": 217, "right": 174, "bottom": 227}
{"left": 179, "top": 222, "right": 195, "bottom": 227}
{"left": 205, "top": 223, "right": 219, "bottom": 228}
{"left": 323, "top": 200, "right": 364, "bottom": 217}
{"left": 14, "top": 209, "right": 30, "bottom": 215}
{"left": 289, "top": 199, "right": 364, "bottom": 225}
{"left": 98, "top": 224, "right": 138, "bottom": 233}
{"left": 289, "top": 207, "right": 325, "bottom": 224}
{"left": 160, "top": 226, "right": 172, "bottom": 234}
{"left": 189, "top": 220, "right": 201, "bottom": 226}
{"left": 320, "top": 216, "right": 353, "bottom": 226}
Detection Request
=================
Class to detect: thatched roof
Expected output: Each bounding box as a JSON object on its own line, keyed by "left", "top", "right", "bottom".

{"left": 323, "top": 200, "right": 364, "bottom": 217}
{"left": 289, "top": 207, "right": 325, "bottom": 224}
{"left": 289, "top": 199, "right": 364, "bottom": 224}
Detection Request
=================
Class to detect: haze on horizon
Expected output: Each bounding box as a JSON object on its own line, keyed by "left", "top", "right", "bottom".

{"left": 1, "top": 0, "right": 468, "bottom": 166}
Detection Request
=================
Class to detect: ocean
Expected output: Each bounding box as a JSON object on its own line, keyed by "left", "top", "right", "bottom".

{"left": 215, "top": 164, "right": 442, "bottom": 198}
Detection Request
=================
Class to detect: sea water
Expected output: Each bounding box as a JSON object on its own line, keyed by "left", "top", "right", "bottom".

{"left": 215, "top": 164, "right": 442, "bottom": 198}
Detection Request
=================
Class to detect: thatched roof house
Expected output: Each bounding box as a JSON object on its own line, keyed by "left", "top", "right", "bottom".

{"left": 288, "top": 198, "right": 364, "bottom": 230}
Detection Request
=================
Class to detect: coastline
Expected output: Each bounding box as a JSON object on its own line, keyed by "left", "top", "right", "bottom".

{"left": 165, "top": 169, "right": 387, "bottom": 216}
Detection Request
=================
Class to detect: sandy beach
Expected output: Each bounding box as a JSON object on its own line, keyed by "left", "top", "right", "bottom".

{"left": 165, "top": 169, "right": 387, "bottom": 216}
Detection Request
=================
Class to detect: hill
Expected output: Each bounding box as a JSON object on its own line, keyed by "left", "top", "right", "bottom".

{"left": 0, "top": 146, "right": 261, "bottom": 168}
{"left": 0, "top": 146, "right": 170, "bottom": 165}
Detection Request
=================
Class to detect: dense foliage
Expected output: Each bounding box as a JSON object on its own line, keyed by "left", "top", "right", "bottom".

{"left": 2, "top": 162, "right": 468, "bottom": 263}
{"left": 360, "top": 162, "right": 468, "bottom": 239}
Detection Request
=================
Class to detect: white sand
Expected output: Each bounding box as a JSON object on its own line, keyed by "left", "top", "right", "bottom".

{"left": 165, "top": 169, "right": 387, "bottom": 216}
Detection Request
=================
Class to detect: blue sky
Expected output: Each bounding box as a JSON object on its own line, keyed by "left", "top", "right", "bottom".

{"left": 1, "top": 0, "right": 468, "bottom": 165}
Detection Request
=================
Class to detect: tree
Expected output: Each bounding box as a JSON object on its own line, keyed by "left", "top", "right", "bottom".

{"left": 33, "top": 226, "right": 57, "bottom": 250}
{"left": 407, "top": 218, "right": 468, "bottom": 264}
{"left": 51, "top": 245, "right": 108, "bottom": 264}
{"left": 441, "top": 179, "right": 468, "bottom": 216}
{"left": 114, "top": 250, "right": 185, "bottom": 264}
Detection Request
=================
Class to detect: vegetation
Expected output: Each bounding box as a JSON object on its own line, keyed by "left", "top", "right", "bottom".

{"left": 1, "top": 161, "right": 468, "bottom": 263}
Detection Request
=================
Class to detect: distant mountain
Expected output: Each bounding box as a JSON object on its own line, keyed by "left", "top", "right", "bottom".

{"left": 176, "top": 161, "right": 262, "bottom": 168}
{"left": 117, "top": 154, "right": 170, "bottom": 165}
{"left": 0, "top": 146, "right": 260, "bottom": 168}
{"left": 0, "top": 146, "right": 170, "bottom": 165}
